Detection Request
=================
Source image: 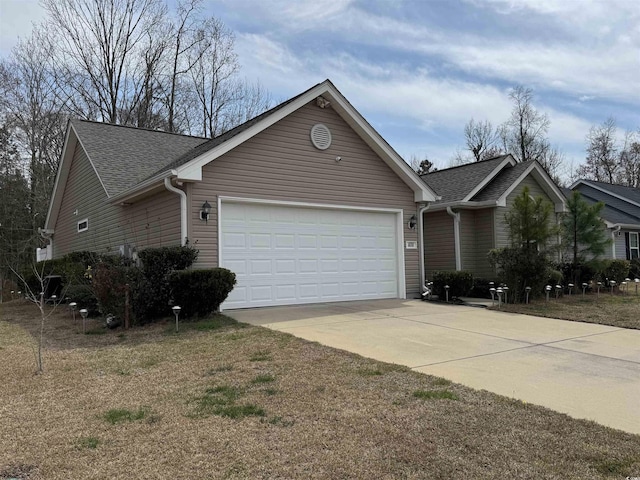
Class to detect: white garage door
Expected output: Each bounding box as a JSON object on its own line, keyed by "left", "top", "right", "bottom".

{"left": 220, "top": 201, "right": 402, "bottom": 309}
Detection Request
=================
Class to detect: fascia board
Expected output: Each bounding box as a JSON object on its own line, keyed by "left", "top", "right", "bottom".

{"left": 462, "top": 155, "right": 516, "bottom": 202}
{"left": 573, "top": 180, "right": 640, "bottom": 209}
{"left": 45, "top": 124, "right": 74, "bottom": 230}
{"left": 609, "top": 223, "right": 640, "bottom": 230}
{"left": 425, "top": 200, "right": 498, "bottom": 211}
{"left": 109, "top": 170, "right": 173, "bottom": 204}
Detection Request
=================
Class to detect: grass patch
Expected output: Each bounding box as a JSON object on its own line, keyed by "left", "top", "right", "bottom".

{"left": 249, "top": 350, "right": 272, "bottom": 362}
{"left": 103, "top": 406, "right": 150, "bottom": 424}
{"left": 356, "top": 367, "right": 383, "bottom": 376}
{"left": 591, "top": 456, "right": 637, "bottom": 475}
{"left": 265, "top": 416, "right": 295, "bottom": 427}
{"left": 493, "top": 293, "right": 640, "bottom": 329}
{"left": 76, "top": 436, "right": 99, "bottom": 449}
{"left": 191, "top": 385, "right": 265, "bottom": 419}
{"left": 250, "top": 374, "right": 275, "bottom": 384}
{"left": 263, "top": 388, "right": 278, "bottom": 396}
{"left": 432, "top": 377, "right": 452, "bottom": 386}
{"left": 191, "top": 314, "right": 238, "bottom": 331}
{"left": 413, "top": 389, "right": 459, "bottom": 400}
{"left": 204, "top": 364, "right": 234, "bottom": 375}
{"left": 85, "top": 328, "right": 107, "bottom": 335}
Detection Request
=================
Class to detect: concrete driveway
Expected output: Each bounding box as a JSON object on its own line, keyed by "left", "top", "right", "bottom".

{"left": 228, "top": 299, "right": 640, "bottom": 435}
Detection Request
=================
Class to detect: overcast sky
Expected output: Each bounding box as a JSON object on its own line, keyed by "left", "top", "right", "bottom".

{"left": 1, "top": 0, "right": 638, "bottom": 176}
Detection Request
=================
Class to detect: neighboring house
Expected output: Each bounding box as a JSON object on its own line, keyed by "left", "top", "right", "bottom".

{"left": 420, "top": 156, "right": 566, "bottom": 279}
{"left": 43, "top": 80, "right": 437, "bottom": 309}
{"left": 569, "top": 180, "right": 640, "bottom": 261}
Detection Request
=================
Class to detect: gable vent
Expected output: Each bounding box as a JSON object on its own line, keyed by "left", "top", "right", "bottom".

{"left": 310, "top": 123, "right": 332, "bottom": 150}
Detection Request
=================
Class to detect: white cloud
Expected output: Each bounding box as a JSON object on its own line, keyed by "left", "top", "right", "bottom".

{"left": 0, "top": 0, "right": 46, "bottom": 56}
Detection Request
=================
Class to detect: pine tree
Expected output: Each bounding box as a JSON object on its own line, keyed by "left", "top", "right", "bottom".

{"left": 562, "top": 191, "right": 611, "bottom": 265}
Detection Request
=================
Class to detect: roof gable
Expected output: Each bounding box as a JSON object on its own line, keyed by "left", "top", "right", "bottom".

{"left": 420, "top": 155, "right": 513, "bottom": 203}
{"left": 118, "top": 79, "right": 437, "bottom": 203}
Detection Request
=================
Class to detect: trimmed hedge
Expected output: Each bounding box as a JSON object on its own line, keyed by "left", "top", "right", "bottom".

{"left": 601, "top": 259, "right": 630, "bottom": 283}
{"left": 169, "top": 268, "right": 236, "bottom": 318}
{"left": 431, "top": 271, "right": 473, "bottom": 299}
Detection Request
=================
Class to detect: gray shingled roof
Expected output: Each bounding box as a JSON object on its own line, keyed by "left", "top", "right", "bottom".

{"left": 471, "top": 161, "right": 533, "bottom": 201}
{"left": 71, "top": 120, "right": 207, "bottom": 197}
{"left": 574, "top": 182, "right": 640, "bottom": 225}
{"left": 580, "top": 180, "right": 640, "bottom": 206}
{"left": 420, "top": 155, "right": 509, "bottom": 203}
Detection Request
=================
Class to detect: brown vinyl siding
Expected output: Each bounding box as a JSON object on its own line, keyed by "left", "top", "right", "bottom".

{"left": 52, "top": 143, "right": 181, "bottom": 257}
{"left": 423, "top": 210, "right": 455, "bottom": 278}
{"left": 473, "top": 208, "right": 495, "bottom": 278}
{"left": 189, "top": 101, "right": 420, "bottom": 296}
{"left": 459, "top": 210, "right": 476, "bottom": 272}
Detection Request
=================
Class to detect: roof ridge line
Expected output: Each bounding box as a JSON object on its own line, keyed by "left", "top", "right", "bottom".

{"left": 73, "top": 118, "right": 210, "bottom": 141}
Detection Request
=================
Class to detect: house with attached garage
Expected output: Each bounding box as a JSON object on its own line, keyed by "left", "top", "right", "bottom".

{"left": 569, "top": 180, "right": 640, "bottom": 261}
{"left": 41, "top": 80, "right": 438, "bottom": 309}
{"left": 419, "top": 155, "right": 566, "bottom": 279}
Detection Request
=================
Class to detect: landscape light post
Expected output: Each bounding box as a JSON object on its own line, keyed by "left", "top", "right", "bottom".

{"left": 609, "top": 280, "right": 616, "bottom": 295}
{"left": 555, "top": 285, "right": 562, "bottom": 300}
{"left": 69, "top": 302, "right": 77, "bottom": 322}
{"left": 444, "top": 285, "right": 450, "bottom": 303}
{"left": 545, "top": 285, "right": 551, "bottom": 303}
{"left": 79, "top": 309, "right": 88, "bottom": 334}
{"left": 503, "top": 286, "right": 509, "bottom": 304}
{"left": 596, "top": 282, "right": 602, "bottom": 299}
{"left": 172, "top": 306, "right": 182, "bottom": 333}
{"left": 581, "top": 283, "right": 588, "bottom": 297}
{"left": 568, "top": 283, "right": 574, "bottom": 296}
{"left": 489, "top": 287, "right": 496, "bottom": 306}
{"left": 496, "top": 287, "right": 503, "bottom": 308}
{"left": 525, "top": 286, "right": 531, "bottom": 304}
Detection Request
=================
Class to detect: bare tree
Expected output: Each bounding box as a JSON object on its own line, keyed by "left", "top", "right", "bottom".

{"left": 42, "top": 0, "right": 166, "bottom": 124}
{"left": 189, "top": 17, "right": 239, "bottom": 137}
{"left": 464, "top": 119, "right": 501, "bottom": 161}
{"left": 409, "top": 155, "right": 437, "bottom": 175}
{"left": 578, "top": 117, "right": 619, "bottom": 183}
{"left": 502, "top": 86, "right": 551, "bottom": 163}
{"left": 618, "top": 129, "right": 640, "bottom": 187}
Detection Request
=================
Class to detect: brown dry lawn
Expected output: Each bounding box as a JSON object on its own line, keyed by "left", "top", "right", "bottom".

{"left": 1, "top": 300, "right": 639, "bottom": 480}
{"left": 491, "top": 291, "right": 640, "bottom": 330}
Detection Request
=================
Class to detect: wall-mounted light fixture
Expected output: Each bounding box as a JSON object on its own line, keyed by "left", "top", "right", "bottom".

{"left": 408, "top": 214, "right": 417, "bottom": 230}
{"left": 200, "top": 200, "right": 211, "bottom": 222}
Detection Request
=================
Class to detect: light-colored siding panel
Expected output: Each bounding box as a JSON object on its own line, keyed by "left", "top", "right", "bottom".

{"left": 190, "top": 101, "right": 420, "bottom": 297}
{"left": 495, "top": 174, "right": 557, "bottom": 249}
{"left": 53, "top": 144, "right": 181, "bottom": 258}
{"left": 424, "top": 210, "right": 455, "bottom": 278}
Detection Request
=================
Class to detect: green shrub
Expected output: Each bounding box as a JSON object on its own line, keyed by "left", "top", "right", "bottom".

{"left": 91, "top": 263, "right": 138, "bottom": 320}
{"left": 168, "top": 268, "right": 236, "bottom": 318}
{"left": 630, "top": 258, "right": 640, "bottom": 280}
{"left": 488, "top": 247, "right": 552, "bottom": 302}
{"left": 431, "top": 271, "right": 473, "bottom": 299}
{"left": 557, "top": 262, "right": 598, "bottom": 286}
{"left": 601, "top": 259, "right": 630, "bottom": 283}
{"left": 65, "top": 284, "right": 99, "bottom": 316}
{"left": 468, "top": 278, "right": 498, "bottom": 299}
{"left": 133, "top": 246, "right": 198, "bottom": 322}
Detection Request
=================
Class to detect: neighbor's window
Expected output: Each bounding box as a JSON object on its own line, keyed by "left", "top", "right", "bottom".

{"left": 77, "top": 218, "right": 89, "bottom": 233}
{"left": 630, "top": 232, "right": 639, "bottom": 259}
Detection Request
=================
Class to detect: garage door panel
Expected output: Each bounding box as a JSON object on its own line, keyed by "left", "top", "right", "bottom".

{"left": 221, "top": 202, "right": 400, "bottom": 309}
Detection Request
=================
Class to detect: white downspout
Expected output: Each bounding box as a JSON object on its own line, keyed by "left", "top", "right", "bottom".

{"left": 164, "top": 177, "right": 188, "bottom": 246}
{"left": 612, "top": 226, "right": 621, "bottom": 259}
{"left": 417, "top": 203, "right": 430, "bottom": 288}
{"left": 446, "top": 206, "right": 462, "bottom": 270}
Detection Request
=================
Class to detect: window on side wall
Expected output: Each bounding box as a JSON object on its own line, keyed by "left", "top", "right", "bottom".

{"left": 77, "top": 218, "right": 89, "bottom": 233}
{"left": 629, "top": 232, "right": 639, "bottom": 259}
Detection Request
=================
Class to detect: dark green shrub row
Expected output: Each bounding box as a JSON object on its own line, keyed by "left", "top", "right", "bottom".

{"left": 469, "top": 278, "right": 495, "bottom": 299}
{"left": 601, "top": 259, "right": 630, "bottom": 283}
{"left": 168, "top": 268, "right": 236, "bottom": 318}
{"left": 488, "top": 247, "right": 551, "bottom": 303}
{"left": 133, "top": 246, "right": 199, "bottom": 323}
{"left": 431, "top": 271, "right": 473, "bottom": 299}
